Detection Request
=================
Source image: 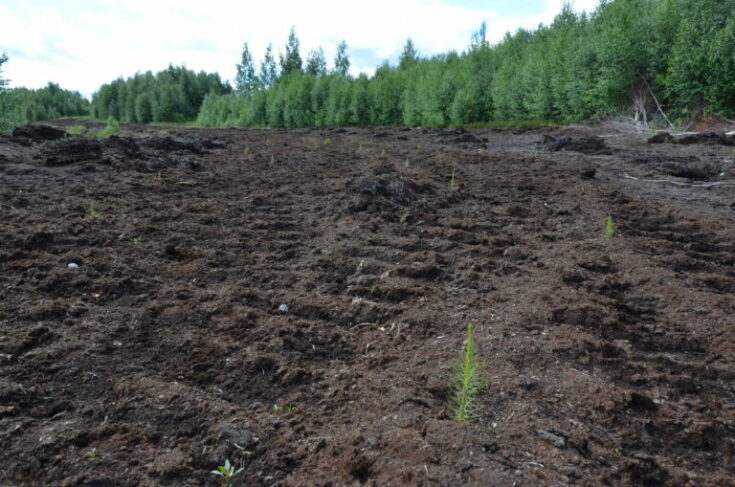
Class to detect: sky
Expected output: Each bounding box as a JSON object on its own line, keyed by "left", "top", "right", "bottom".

{"left": 0, "top": 0, "right": 600, "bottom": 97}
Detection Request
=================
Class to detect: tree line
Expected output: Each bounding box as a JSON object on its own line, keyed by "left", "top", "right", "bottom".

{"left": 1, "top": 56, "right": 90, "bottom": 133}
{"left": 90, "top": 65, "right": 231, "bottom": 123}
{"left": 198, "top": 0, "right": 735, "bottom": 128}
{"left": 2, "top": 0, "right": 734, "bottom": 133}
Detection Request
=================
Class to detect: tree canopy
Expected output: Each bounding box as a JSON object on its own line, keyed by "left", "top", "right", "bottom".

{"left": 91, "top": 65, "right": 230, "bottom": 123}
{"left": 199, "top": 0, "right": 735, "bottom": 129}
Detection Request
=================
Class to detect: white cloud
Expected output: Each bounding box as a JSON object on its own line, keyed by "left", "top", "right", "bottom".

{"left": 0, "top": 0, "right": 600, "bottom": 97}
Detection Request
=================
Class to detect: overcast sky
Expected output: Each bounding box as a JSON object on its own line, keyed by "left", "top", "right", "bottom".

{"left": 0, "top": 0, "right": 600, "bottom": 97}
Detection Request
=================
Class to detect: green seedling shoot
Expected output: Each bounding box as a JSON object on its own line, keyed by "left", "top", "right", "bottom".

{"left": 603, "top": 216, "right": 616, "bottom": 240}
{"left": 449, "top": 323, "right": 484, "bottom": 423}
{"left": 211, "top": 459, "right": 244, "bottom": 486}
{"left": 449, "top": 167, "right": 456, "bottom": 190}
{"left": 85, "top": 447, "right": 100, "bottom": 461}
{"left": 88, "top": 206, "right": 100, "bottom": 218}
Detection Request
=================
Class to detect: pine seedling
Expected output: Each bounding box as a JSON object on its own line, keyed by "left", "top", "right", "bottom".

{"left": 449, "top": 167, "right": 457, "bottom": 190}
{"left": 449, "top": 323, "right": 484, "bottom": 423}
{"left": 88, "top": 206, "right": 100, "bottom": 218}
{"left": 603, "top": 216, "right": 616, "bottom": 240}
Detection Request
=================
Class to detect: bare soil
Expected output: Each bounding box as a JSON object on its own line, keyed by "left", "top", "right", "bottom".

{"left": 1, "top": 119, "right": 735, "bottom": 486}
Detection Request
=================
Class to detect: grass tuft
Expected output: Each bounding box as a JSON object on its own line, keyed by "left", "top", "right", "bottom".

{"left": 66, "top": 125, "right": 87, "bottom": 136}
{"left": 97, "top": 118, "right": 120, "bottom": 138}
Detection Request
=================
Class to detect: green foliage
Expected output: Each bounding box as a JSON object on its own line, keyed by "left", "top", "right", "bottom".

{"left": 198, "top": 1, "right": 735, "bottom": 129}
{"left": 236, "top": 43, "right": 259, "bottom": 95}
{"left": 273, "top": 403, "right": 295, "bottom": 414}
{"left": 91, "top": 65, "right": 230, "bottom": 124}
{"left": 66, "top": 124, "right": 87, "bottom": 136}
{"left": 0, "top": 51, "right": 12, "bottom": 134}
{"left": 97, "top": 118, "right": 119, "bottom": 138}
{"left": 280, "top": 26, "right": 303, "bottom": 78}
{"left": 211, "top": 459, "right": 244, "bottom": 486}
{"left": 399, "top": 38, "right": 419, "bottom": 69}
{"left": 333, "top": 41, "right": 350, "bottom": 76}
{"left": 449, "top": 324, "right": 484, "bottom": 423}
{"left": 85, "top": 448, "right": 100, "bottom": 461}
{"left": 603, "top": 216, "right": 617, "bottom": 240}
{"left": 1, "top": 81, "right": 89, "bottom": 131}
{"left": 305, "top": 48, "right": 327, "bottom": 77}
{"left": 259, "top": 44, "right": 278, "bottom": 89}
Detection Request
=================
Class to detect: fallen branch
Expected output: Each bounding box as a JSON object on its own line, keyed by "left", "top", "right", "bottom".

{"left": 637, "top": 71, "right": 674, "bottom": 129}
{"left": 621, "top": 173, "right": 735, "bottom": 188}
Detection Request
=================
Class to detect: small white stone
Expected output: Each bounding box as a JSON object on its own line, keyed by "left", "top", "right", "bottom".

{"left": 67, "top": 263, "right": 79, "bottom": 269}
{"left": 278, "top": 304, "right": 288, "bottom": 313}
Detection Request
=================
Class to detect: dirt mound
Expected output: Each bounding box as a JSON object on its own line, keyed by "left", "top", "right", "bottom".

{"left": 12, "top": 124, "right": 67, "bottom": 141}
{"left": 347, "top": 173, "right": 418, "bottom": 204}
{"left": 42, "top": 138, "right": 106, "bottom": 166}
{"left": 437, "top": 129, "right": 487, "bottom": 148}
{"left": 647, "top": 131, "right": 674, "bottom": 144}
{"left": 659, "top": 160, "right": 721, "bottom": 180}
{"left": 41, "top": 136, "right": 141, "bottom": 166}
{"left": 648, "top": 131, "right": 735, "bottom": 146}
{"left": 542, "top": 134, "right": 614, "bottom": 154}
{"left": 141, "top": 136, "right": 207, "bottom": 154}
{"left": 34, "top": 135, "right": 219, "bottom": 173}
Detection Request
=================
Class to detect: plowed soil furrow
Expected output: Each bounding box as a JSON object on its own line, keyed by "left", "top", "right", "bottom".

{"left": 1, "top": 121, "right": 734, "bottom": 486}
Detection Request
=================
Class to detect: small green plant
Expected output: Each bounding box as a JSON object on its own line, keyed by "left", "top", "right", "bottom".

{"left": 404, "top": 158, "right": 410, "bottom": 167}
{"left": 85, "top": 447, "right": 100, "bottom": 461}
{"left": 243, "top": 146, "right": 250, "bottom": 154}
{"left": 323, "top": 137, "right": 332, "bottom": 145}
{"left": 66, "top": 125, "right": 87, "bottom": 136}
{"left": 97, "top": 118, "right": 119, "bottom": 138}
{"left": 448, "top": 323, "right": 484, "bottom": 423}
{"left": 131, "top": 236, "right": 142, "bottom": 245}
{"left": 273, "top": 403, "right": 294, "bottom": 414}
{"left": 449, "top": 167, "right": 457, "bottom": 190}
{"left": 269, "top": 154, "right": 275, "bottom": 165}
{"left": 155, "top": 170, "right": 164, "bottom": 181}
{"left": 211, "top": 459, "right": 244, "bottom": 486}
{"left": 603, "top": 216, "right": 616, "bottom": 240}
{"left": 381, "top": 147, "right": 386, "bottom": 157}
{"left": 88, "top": 206, "right": 100, "bottom": 218}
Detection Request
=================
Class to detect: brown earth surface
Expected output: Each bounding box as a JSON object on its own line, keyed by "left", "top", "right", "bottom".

{"left": 1, "top": 119, "right": 735, "bottom": 486}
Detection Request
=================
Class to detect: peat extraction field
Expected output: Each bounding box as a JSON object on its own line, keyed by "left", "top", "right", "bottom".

{"left": 1, "top": 120, "right": 735, "bottom": 486}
